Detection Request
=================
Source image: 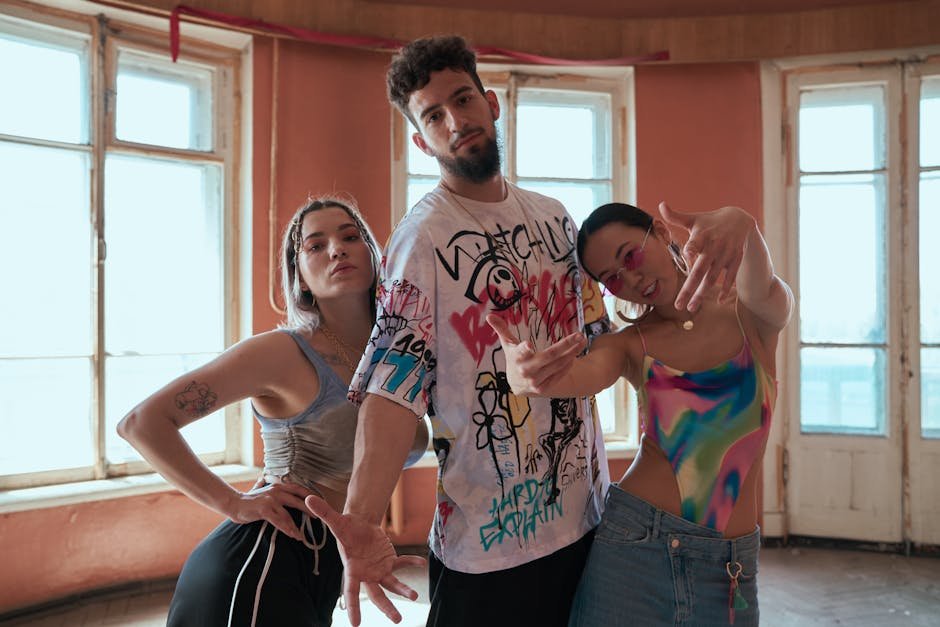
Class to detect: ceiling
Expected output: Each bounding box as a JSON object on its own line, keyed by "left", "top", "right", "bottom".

{"left": 363, "top": 0, "right": 912, "bottom": 20}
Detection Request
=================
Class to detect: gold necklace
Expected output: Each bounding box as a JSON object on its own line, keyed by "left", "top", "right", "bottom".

{"left": 440, "top": 181, "right": 507, "bottom": 252}
{"left": 319, "top": 325, "right": 358, "bottom": 371}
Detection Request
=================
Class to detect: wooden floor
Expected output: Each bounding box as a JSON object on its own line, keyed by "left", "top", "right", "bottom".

{"left": 3, "top": 546, "right": 938, "bottom": 626}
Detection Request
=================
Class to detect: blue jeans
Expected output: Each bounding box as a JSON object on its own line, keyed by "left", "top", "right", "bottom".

{"left": 568, "top": 485, "right": 760, "bottom": 626}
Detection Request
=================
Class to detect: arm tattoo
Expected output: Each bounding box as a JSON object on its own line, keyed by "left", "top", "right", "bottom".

{"left": 174, "top": 380, "right": 219, "bottom": 418}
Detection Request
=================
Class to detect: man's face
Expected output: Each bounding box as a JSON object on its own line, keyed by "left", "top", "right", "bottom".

{"left": 408, "top": 68, "right": 501, "bottom": 183}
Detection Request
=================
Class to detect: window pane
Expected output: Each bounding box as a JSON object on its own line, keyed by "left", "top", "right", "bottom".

{"left": 922, "top": 171, "right": 940, "bottom": 343}
{"left": 105, "top": 354, "right": 224, "bottom": 463}
{"left": 515, "top": 180, "right": 611, "bottom": 227}
{"left": 0, "top": 142, "right": 91, "bottom": 357}
{"left": 923, "top": 348, "right": 940, "bottom": 438}
{"left": 407, "top": 131, "right": 441, "bottom": 176}
{"left": 104, "top": 155, "right": 224, "bottom": 355}
{"left": 0, "top": 29, "right": 86, "bottom": 144}
{"left": 800, "top": 347, "right": 885, "bottom": 434}
{"left": 116, "top": 50, "right": 213, "bottom": 151}
{"left": 799, "top": 85, "right": 885, "bottom": 172}
{"left": 406, "top": 177, "right": 439, "bottom": 214}
{"left": 517, "top": 89, "right": 610, "bottom": 179}
{"left": 593, "top": 390, "right": 616, "bottom": 435}
{"left": 0, "top": 358, "right": 93, "bottom": 474}
{"left": 920, "top": 77, "right": 940, "bottom": 168}
{"left": 799, "top": 174, "right": 886, "bottom": 343}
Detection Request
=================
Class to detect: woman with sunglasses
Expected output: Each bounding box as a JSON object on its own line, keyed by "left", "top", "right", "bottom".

{"left": 488, "top": 202, "right": 793, "bottom": 626}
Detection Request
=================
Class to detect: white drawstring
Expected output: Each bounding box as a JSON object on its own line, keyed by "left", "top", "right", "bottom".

{"left": 250, "top": 527, "right": 279, "bottom": 627}
{"left": 227, "top": 522, "right": 269, "bottom": 627}
{"left": 299, "top": 512, "right": 328, "bottom": 575}
{"left": 226, "top": 514, "right": 328, "bottom": 627}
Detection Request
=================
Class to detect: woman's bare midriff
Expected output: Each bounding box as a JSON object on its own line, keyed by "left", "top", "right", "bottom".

{"left": 617, "top": 437, "right": 762, "bottom": 539}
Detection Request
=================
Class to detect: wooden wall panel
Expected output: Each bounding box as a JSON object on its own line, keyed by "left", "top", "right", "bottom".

{"left": 98, "top": 0, "right": 940, "bottom": 63}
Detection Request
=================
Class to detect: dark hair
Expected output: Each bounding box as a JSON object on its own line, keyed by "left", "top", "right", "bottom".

{"left": 386, "top": 35, "right": 486, "bottom": 127}
{"left": 577, "top": 202, "right": 688, "bottom": 324}
{"left": 576, "top": 203, "right": 654, "bottom": 281}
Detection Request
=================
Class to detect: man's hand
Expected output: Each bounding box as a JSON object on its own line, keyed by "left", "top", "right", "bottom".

{"left": 659, "top": 202, "right": 756, "bottom": 312}
{"left": 305, "top": 495, "right": 426, "bottom": 626}
{"left": 486, "top": 314, "right": 585, "bottom": 396}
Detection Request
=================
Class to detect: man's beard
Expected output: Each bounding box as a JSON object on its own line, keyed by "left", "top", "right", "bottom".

{"left": 435, "top": 134, "right": 501, "bottom": 184}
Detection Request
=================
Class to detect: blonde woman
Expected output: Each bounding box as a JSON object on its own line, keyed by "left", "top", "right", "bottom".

{"left": 118, "top": 196, "right": 426, "bottom": 627}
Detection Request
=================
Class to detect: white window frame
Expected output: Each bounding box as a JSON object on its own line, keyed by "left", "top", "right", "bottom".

{"left": 787, "top": 66, "right": 903, "bottom": 438}
{"left": 390, "top": 65, "right": 639, "bottom": 447}
{"left": 0, "top": 3, "right": 247, "bottom": 493}
{"left": 760, "top": 46, "right": 940, "bottom": 537}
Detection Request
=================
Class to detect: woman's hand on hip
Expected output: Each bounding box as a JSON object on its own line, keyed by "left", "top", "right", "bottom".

{"left": 226, "top": 480, "right": 315, "bottom": 541}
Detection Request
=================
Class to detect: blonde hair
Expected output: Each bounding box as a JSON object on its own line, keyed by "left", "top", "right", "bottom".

{"left": 279, "top": 195, "right": 382, "bottom": 330}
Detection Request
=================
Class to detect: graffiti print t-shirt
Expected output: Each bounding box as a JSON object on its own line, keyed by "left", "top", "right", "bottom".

{"left": 350, "top": 183, "right": 610, "bottom": 574}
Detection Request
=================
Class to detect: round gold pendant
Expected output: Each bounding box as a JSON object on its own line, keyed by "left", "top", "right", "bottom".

{"left": 682, "top": 320, "right": 694, "bottom": 331}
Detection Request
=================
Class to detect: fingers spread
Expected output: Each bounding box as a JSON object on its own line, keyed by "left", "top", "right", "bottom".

{"left": 345, "top": 578, "right": 362, "bottom": 626}
{"left": 381, "top": 573, "right": 419, "bottom": 601}
{"left": 687, "top": 267, "right": 719, "bottom": 312}
{"left": 365, "top": 582, "right": 402, "bottom": 624}
{"left": 675, "top": 254, "right": 711, "bottom": 310}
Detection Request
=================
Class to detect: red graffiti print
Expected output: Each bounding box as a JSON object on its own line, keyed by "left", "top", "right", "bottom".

{"left": 449, "top": 294, "right": 498, "bottom": 365}
{"left": 450, "top": 270, "right": 581, "bottom": 362}
{"left": 438, "top": 500, "right": 454, "bottom": 528}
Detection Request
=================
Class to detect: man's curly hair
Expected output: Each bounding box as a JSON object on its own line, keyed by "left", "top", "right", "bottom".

{"left": 386, "top": 35, "right": 486, "bottom": 127}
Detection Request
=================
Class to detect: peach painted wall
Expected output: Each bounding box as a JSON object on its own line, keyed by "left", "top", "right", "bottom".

{"left": 0, "top": 43, "right": 764, "bottom": 613}
{"left": 0, "top": 482, "right": 252, "bottom": 612}
{"left": 635, "top": 62, "right": 764, "bottom": 224}
{"left": 251, "top": 37, "right": 394, "bottom": 336}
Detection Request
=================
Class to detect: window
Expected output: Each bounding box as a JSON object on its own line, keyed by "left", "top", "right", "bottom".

{"left": 919, "top": 76, "right": 940, "bottom": 437}
{"left": 796, "top": 83, "right": 889, "bottom": 434}
{"left": 787, "top": 61, "right": 940, "bottom": 438}
{"left": 0, "top": 8, "right": 241, "bottom": 489}
{"left": 392, "top": 67, "right": 637, "bottom": 443}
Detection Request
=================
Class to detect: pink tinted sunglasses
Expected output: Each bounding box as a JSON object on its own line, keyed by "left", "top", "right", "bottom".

{"left": 599, "top": 224, "right": 652, "bottom": 296}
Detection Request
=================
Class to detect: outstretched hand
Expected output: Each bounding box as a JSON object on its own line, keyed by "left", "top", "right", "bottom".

{"left": 486, "top": 314, "right": 586, "bottom": 396}
{"left": 659, "top": 202, "right": 756, "bottom": 312}
{"left": 305, "top": 495, "right": 426, "bottom": 626}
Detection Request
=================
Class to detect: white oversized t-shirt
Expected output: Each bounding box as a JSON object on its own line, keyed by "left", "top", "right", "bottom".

{"left": 350, "top": 183, "right": 610, "bottom": 573}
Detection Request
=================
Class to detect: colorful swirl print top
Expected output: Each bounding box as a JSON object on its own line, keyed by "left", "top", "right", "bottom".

{"left": 636, "top": 321, "right": 776, "bottom": 532}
